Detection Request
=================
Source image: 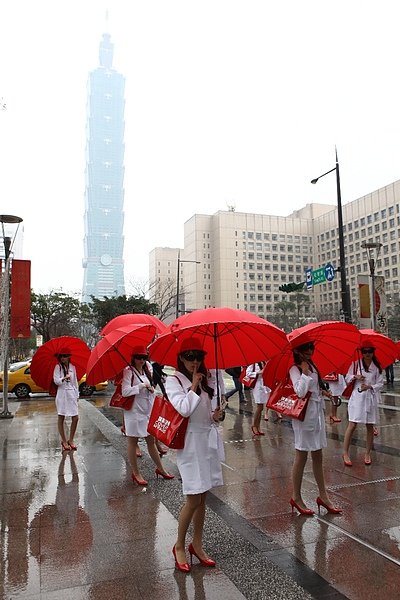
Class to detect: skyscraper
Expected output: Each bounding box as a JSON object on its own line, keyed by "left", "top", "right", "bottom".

{"left": 82, "top": 32, "right": 125, "bottom": 302}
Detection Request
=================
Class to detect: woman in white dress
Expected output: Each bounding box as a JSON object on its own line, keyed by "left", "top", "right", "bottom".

{"left": 322, "top": 373, "right": 346, "bottom": 423}
{"left": 53, "top": 351, "right": 80, "bottom": 452}
{"left": 246, "top": 362, "right": 270, "bottom": 436}
{"left": 289, "top": 342, "right": 342, "bottom": 516}
{"left": 121, "top": 346, "right": 173, "bottom": 486}
{"left": 342, "top": 346, "right": 384, "bottom": 466}
{"left": 165, "top": 337, "right": 224, "bottom": 573}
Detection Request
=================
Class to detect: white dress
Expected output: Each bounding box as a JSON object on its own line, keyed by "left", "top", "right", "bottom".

{"left": 323, "top": 374, "right": 346, "bottom": 397}
{"left": 289, "top": 365, "right": 327, "bottom": 451}
{"left": 246, "top": 363, "right": 271, "bottom": 404}
{"left": 165, "top": 372, "right": 224, "bottom": 495}
{"left": 122, "top": 364, "right": 155, "bottom": 438}
{"left": 345, "top": 361, "right": 384, "bottom": 424}
{"left": 53, "top": 363, "right": 79, "bottom": 417}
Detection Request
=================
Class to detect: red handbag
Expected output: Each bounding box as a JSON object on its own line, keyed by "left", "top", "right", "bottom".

{"left": 341, "top": 360, "right": 361, "bottom": 399}
{"left": 323, "top": 372, "right": 339, "bottom": 382}
{"left": 109, "top": 369, "right": 135, "bottom": 410}
{"left": 147, "top": 394, "right": 189, "bottom": 449}
{"left": 239, "top": 366, "right": 258, "bottom": 389}
{"left": 267, "top": 380, "right": 311, "bottom": 421}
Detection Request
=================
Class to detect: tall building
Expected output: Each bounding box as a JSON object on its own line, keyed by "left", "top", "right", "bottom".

{"left": 82, "top": 32, "right": 126, "bottom": 303}
{"left": 149, "top": 179, "right": 400, "bottom": 323}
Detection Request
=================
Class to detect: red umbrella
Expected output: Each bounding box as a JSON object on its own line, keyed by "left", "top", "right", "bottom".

{"left": 30, "top": 336, "right": 90, "bottom": 390}
{"left": 350, "top": 329, "right": 398, "bottom": 370}
{"left": 100, "top": 314, "right": 166, "bottom": 337}
{"left": 148, "top": 307, "right": 288, "bottom": 369}
{"left": 86, "top": 324, "right": 157, "bottom": 385}
{"left": 263, "top": 321, "right": 360, "bottom": 388}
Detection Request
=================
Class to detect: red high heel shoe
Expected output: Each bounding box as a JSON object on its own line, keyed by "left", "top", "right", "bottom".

{"left": 289, "top": 498, "right": 314, "bottom": 516}
{"left": 131, "top": 473, "right": 148, "bottom": 486}
{"left": 316, "top": 497, "right": 342, "bottom": 514}
{"left": 342, "top": 455, "right": 352, "bottom": 467}
{"left": 155, "top": 468, "right": 174, "bottom": 480}
{"left": 188, "top": 543, "right": 216, "bottom": 567}
{"left": 61, "top": 441, "right": 71, "bottom": 452}
{"left": 172, "top": 545, "right": 190, "bottom": 573}
{"left": 68, "top": 441, "right": 77, "bottom": 450}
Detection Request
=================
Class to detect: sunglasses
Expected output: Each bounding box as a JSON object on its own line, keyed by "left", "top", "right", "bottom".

{"left": 133, "top": 355, "right": 148, "bottom": 360}
{"left": 181, "top": 351, "right": 205, "bottom": 362}
{"left": 361, "top": 348, "right": 374, "bottom": 354}
{"left": 298, "top": 343, "right": 315, "bottom": 352}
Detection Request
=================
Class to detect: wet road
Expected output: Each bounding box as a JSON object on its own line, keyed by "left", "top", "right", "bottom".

{"left": 1, "top": 382, "right": 400, "bottom": 599}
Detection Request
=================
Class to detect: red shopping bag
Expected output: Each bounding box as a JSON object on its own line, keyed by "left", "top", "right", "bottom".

{"left": 109, "top": 370, "right": 135, "bottom": 410}
{"left": 147, "top": 394, "right": 189, "bottom": 449}
{"left": 267, "top": 380, "right": 311, "bottom": 421}
{"left": 239, "top": 366, "right": 258, "bottom": 389}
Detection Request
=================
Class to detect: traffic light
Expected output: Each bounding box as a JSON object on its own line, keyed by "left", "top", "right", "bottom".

{"left": 279, "top": 282, "right": 305, "bottom": 293}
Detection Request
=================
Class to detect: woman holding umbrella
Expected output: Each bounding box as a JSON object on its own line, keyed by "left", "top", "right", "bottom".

{"left": 165, "top": 337, "right": 224, "bottom": 573}
{"left": 53, "top": 350, "right": 80, "bottom": 452}
{"left": 122, "top": 346, "right": 174, "bottom": 486}
{"left": 289, "top": 341, "right": 342, "bottom": 515}
{"left": 342, "top": 345, "right": 384, "bottom": 466}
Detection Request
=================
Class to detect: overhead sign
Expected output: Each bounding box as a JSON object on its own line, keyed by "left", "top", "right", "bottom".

{"left": 312, "top": 267, "right": 326, "bottom": 285}
{"left": 324, "top": 262, "right": 335, "bottom": 282}
{"left": 306, "top": 268, "right": 313, "bottom": 290}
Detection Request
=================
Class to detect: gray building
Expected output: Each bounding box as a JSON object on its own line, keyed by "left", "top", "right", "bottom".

{"left": 82, "top": 32, "right": 125, "bottom": 302}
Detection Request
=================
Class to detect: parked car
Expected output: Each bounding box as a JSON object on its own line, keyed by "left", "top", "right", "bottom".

{"left": 0, "top": 361, "right": 108, "bottom": 399}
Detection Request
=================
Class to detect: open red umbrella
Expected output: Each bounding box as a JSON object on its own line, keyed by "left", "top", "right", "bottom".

{"left": 86, "top": 323, "right": 158, "bottom": 385}
{"left": 263, "top": 321, "right": 360, "bottom": 388}
{"left": 100, "top": 314, "right": 166, "bottom": 337}
{"left": 30, "top": 336, "right": 90, "bottom": 390}
{"left": 350, "top": 329, "right": 398, "bottom": 370}
{"left": 148, "top": 307, "right": 288, "bottom": 369}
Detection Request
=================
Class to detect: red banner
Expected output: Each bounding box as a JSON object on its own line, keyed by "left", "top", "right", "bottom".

{"left": 10, "top": 259, "right": 31, "bottom": 338}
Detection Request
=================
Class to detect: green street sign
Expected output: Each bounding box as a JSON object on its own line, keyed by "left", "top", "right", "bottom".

{"left": 312, "top": 267, "right": 326, "bottom": 285}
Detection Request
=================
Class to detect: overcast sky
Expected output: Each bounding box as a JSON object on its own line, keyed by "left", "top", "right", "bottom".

{"left": 1, "top": 1, "right": 400, "bottom": 296}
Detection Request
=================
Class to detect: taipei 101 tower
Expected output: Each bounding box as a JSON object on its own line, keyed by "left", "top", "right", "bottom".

{"left": 82, "top": 30, "right": 126, "bottom": 302}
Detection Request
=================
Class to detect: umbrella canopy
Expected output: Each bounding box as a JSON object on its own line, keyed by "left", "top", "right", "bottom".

{"left": 30, "top": 336, "right": 91, "bottom": 390}
{"left": 86, "top": 323, "right": 157, "bottom": 385}
{"left": 148, "top": 307, "right": 288, "bottom": 369}
{"left": 263, "top": 321, "right": 360, "bottom": 388}
{"left": 351, "top": 329, "right": 398, "bottom": 370}
{"left": 100, "top": 313, "right": 166, "bottom": 337}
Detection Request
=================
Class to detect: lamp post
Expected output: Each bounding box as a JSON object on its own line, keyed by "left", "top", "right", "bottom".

{"left": 1, "top": 215, "right": 23, "bottom": 419}
{"left": 311, "top": 149, "right": 352, "bottom": 322}
{"left": 175, "top": 252, "right": 200, "bottom": 318}
{"left": 361, "top": 241, "right": 383, "bottom": 330}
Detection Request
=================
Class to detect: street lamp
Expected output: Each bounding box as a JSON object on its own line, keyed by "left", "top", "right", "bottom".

{"left": 311, "top": 148, "right": 352, "bottom": 322}
{"left": 361, "top": 241, "right": 383, "bottom": 330}
{"left": 1, "top": 214, "right": 23, "bottom": 419}
{"left": 176, "top": 251, "right": 200, "bottom": 318}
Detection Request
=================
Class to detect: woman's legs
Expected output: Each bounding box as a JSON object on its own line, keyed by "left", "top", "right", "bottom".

{"left": 291, "top": 449, "right": 309, "bottom": 509}
{"left": 58, "top": 415, "right": 67, "bottom": 444}
{"left": 311, "top": 449, "right": 330, "bottom": 504}
{"left": 343, "top": 421, "right": 357, "bottom": 461}
{"left": 252, "top": 403, "right": 264, "bottom": 433}
{"left": 145, "top": 435, "right": 171, "bottom": 474}
{"left": 175, "top": 493, "right": 202, "bottom": 563}
{"left": 365, "top": 424, "right": 374, "bottom": 460}
{"left": 68, "top": 415, "right": 79, "bottom": 443}
{"left": 127, "top": 436, "right": 142, "bottom": 478}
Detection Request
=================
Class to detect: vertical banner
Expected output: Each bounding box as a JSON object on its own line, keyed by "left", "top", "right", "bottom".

{"left": 10, "top": 259, "right": 31, "bottom": 338}
{"left": 358, "top": 275, "right": 371, "bottom": 329}
{"left": 374, "top": 276, "right": 387, "bottom": 334}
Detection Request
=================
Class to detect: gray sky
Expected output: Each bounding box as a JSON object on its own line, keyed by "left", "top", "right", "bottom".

{"left": 1, "top": 0, "right": 400, "bottom": 295}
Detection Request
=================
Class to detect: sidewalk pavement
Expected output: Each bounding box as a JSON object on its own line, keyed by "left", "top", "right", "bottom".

{"left": 2, "top": 386, "right": 400, "bottom": 600}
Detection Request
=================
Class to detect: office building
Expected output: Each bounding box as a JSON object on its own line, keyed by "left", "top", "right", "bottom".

{"left": 82, "top": 32, "right": 126, "bottom": 302}
{"left": 150, "top": 179, "right": 400, "bottom": 322}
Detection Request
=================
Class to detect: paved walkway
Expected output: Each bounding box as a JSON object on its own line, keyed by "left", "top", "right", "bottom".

{"left": 1, "top": 382, "right": 400, "bottom": 599}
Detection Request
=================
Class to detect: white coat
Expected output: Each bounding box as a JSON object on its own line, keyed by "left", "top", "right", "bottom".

{"left": 289, "top": 365, "right": 327, "bottom": 452}
{"left": 246, "top": 363, "right": 271, "bottom": 404}
{"left": 345, "top": 361, "right": 384, "bottom": 424}
{"left": 121, "top": 363, "right": 155, "bottom": 438}
{"left": 165, "top": 371, "right": 224, "bottom": 495}
{"left": 53, "top": 363, "right": 79, "bottom": 417}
